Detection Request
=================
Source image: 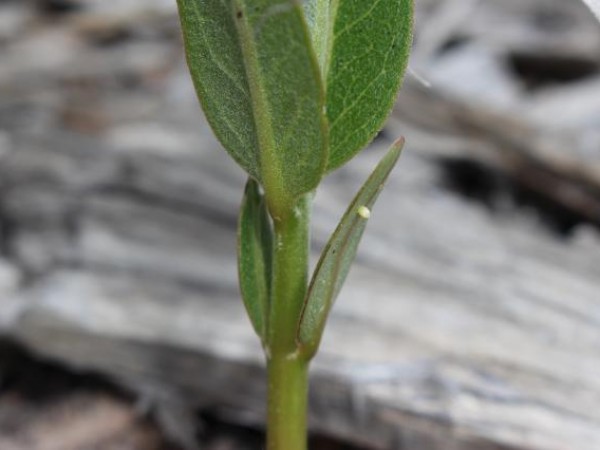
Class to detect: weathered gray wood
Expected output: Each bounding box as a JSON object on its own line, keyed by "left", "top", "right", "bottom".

{"left": 1, "top": 1, "right": 600, "bottom": 449}
{"left": 404, "top": 0, "right": 600, "bottom": 227}
{"left": 393, "top": 82, "right": 600, "bottom": 225}
{"left": 1, "top": 126, "right": 600, "bottom": 450}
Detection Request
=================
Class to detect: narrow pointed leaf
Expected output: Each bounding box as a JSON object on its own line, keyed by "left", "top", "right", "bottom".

{"left": 305, "top": 0, "right": 413, "bottom": 171}
{"left": 238, "top": 178, "right": 273, "bottom": 340}
{"left": 177, "top": 0, "right": 327, "bottom": 209}
{"left": 297, "top": 138, "right": 404, "bottom": 353}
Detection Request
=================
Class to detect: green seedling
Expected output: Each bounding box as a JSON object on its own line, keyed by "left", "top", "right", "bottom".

{"left": 175, "top": 1, "right": 413, "bottom": 448}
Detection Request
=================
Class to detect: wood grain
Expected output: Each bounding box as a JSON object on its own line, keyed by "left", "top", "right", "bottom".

{"left": 1, "top": 127, "right": 599, "bottom": 449}
{"left": 0, "top": 1, "right": 599, "bottom": 449}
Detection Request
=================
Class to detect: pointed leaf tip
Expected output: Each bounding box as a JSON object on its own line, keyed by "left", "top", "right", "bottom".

{"left": 297, "top": 138, "right": 404, "bottom": 355}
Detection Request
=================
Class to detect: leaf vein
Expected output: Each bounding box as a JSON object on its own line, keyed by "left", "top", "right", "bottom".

{"left": 329, "top": 23, "right": 399, "bottom": 132}
{"left": 188, "top": 0, "right": 248, "bottom": 95}
{"left": 334, "top": 0, "right": 386, "bottom": 40}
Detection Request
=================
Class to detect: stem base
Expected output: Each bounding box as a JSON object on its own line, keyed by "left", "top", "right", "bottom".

{"left": 267, "top": 356, "right": 309, "bottom": 450}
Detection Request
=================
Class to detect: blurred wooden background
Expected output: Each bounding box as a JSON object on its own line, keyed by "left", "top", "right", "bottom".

{"left": 0, "top": 0, "right": 599, "bottom": 449}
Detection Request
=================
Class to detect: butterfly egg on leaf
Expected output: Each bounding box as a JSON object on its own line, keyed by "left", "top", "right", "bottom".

{"left": 357, "top": 206, "right": 371, "bottom": 219}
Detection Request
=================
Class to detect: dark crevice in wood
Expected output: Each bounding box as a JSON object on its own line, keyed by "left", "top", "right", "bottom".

{"left": 0, "top": 339, "right": 371, "bottom": 449}
{"left": 437, "top": 157, "right": 597, "bottom": 236}
{"left": 89, "top": 28, "right": 135, "bottom": 49}
{"left": 437, "top": 35, "right": 472, "bottom": 56}
{"left": 0, "top": 338, "right": 129, "bottom": 404}
{"left": 35, "top": 0, "right": 82, "bottom": 16}
{"left": 0, "top": 338, "right": 187, "bottom": 449}
{"left": 507, "top": 51, "right": 599, "bottom": 91}
{"left": 0, "top": 190, "right": 16, "bottom": 260}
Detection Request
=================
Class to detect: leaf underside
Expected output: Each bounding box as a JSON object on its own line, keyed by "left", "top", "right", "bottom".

{"left": 238, "top": 178, "right": 273, "bottom": 340}
{"left": 297, "top": 138, "right": 404, "bottom": 354}
{"left": 177, "top": 0, "right": 327, "bottom": 205}
{"left": 305, "top": 0, "right": 414, "bottom": 171}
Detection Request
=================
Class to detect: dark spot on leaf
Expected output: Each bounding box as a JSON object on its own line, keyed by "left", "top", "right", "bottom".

{"left": 236, "top": 10, "right": 243, "bottom": 19}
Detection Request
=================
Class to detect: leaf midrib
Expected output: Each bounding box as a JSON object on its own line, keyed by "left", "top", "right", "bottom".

{"left": 232, "top": 0, "right": 282, "bottom": 209}
{"left": 313, "top": 0, "right": 339, "bottom": 86}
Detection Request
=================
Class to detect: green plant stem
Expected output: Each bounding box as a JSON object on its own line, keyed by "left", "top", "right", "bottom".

{"left": 268, "top": 193, "right": 312, "bottom": 355}
{"left": 267, "top": 355, "right": 309, "bottom": 450}
{"left": 266, "top": 193, "right": 313, "bottom": 450}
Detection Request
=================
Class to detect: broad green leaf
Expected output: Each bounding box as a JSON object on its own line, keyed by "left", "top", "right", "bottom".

{"left": 238, "top": 178, "right": 273, "bottom": 340}
{"left": 305, "top": 0, "right": 413, "bottom": 171}
{"left": 297, "top": 138, "right": 404, "bottom": 354}
{"left": 177, "top": 0, "right": 328, "bottom": 210}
